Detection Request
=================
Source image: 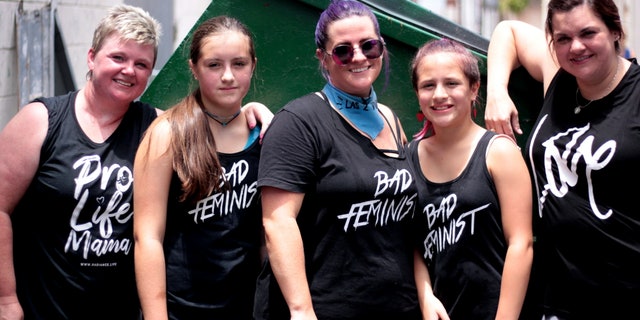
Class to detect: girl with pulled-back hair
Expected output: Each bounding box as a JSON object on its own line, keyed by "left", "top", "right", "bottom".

{"left": 133, "top": 15, "right": 271, "bottom": 320}
{"left": 409, "top": 38, "right": 533, "bottom": 320}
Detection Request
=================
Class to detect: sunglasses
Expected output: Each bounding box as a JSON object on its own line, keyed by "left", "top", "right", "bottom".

{"left": 325, "top": 39, "right": 385, "bottom": 66}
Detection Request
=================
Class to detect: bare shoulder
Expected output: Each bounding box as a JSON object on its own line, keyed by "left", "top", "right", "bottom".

{"left": 487, "top": 134, "right": 523, "bottom": 159}
{"left": 376, "top": 102, "right": 401, "bottom": 126}
{"left": 0, "top": 101, "right": 49, "bottom": 149}
{"left": 146, "top": 113, "right": 173, "bottom": 141}
{"left": 377, "top": 102, "right": 408, "bottom": 142}
{"left": 15, "top": 101, "right": 49, "bottom": 126}
{"left": 377, "top": 102, "right": 394, "bottom": 117}
{"left": 0, "top": 102, "right": 49, "bottom": 207}
{"left": 486, "top": 133, "right": 529, "bottom": 180}
{"left": 135, "top": 116, "right": 174, "bottom": 171}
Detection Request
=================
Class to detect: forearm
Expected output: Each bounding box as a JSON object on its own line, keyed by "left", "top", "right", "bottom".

{"left": 0, "top": 211, "right": 17, "bottom": 299}
{"left": 495, "top": 241, "right": 533, "bottom": 320}
{"left": 135, "top": 239, "right": 169, "bottom": 320}
{"left": 414, "top": 250, "right": 449, "bottom": 320}
{"left": 487, "top": 21, "right": 522, "bottom": 96}
{"left": 264, "top": 217, "right": 314, "bottom": 316}
{"left": 414, "top": 251, "right": 433, "bottom": 312}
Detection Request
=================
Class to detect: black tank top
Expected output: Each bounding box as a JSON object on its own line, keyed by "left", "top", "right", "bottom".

{"left": 12, "top": 91, "right": 157, "bottom": 319}
{"left": 409, "top": 131, "right": 506, "bottom": 319}
{"left": 527, "top": 62, "right": 640, "bottom": 319}
{"left": 164, "top": 138, "right": 263, "bottom": 319}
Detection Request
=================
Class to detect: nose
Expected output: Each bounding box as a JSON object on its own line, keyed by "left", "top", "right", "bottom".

{"left": 351, "top": 45, "right": 367, "bottom": 62}
{"left": 570, "top": 38, "right": 586, "bottom": 52}
{"left": 221, "top": 65, "right": 234, "bottom": 82}
{"left": 433, "top": 83, "right": 447, "bottom": 99}
{"left": 121, "top": 61, "right": 135, "bottom": 76}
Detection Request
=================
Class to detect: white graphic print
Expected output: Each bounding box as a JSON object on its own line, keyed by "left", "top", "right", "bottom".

{"left": 337, "top": 169, "right": 416, "bottom": 232}
{"left": 420, "top": 193, "right": 489, "bottom": 260}
{"left": 539, "top": 122, "right": 616, "bottom": 219}
{"left": 65, "top": 155, "right": 133, "bottom": 259}
{"left": 188, "top": 159, "right": 257, "bottom": 223}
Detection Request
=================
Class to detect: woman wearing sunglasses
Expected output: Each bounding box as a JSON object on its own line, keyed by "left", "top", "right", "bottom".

{"left": 253, "top": 1, "right": 421, "bottom": 319}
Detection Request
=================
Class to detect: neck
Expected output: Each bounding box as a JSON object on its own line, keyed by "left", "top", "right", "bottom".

{"left": 79, "top": 87, "right": 129, "bottom": 123}
{"left": 577, "top": 56, "right": 621, "bottom": 101}
{"left": 430, "top": 119, "right": 480, "bottom": 146}
{"left": 203, "top": 108, "right": 241, "bottom": 127}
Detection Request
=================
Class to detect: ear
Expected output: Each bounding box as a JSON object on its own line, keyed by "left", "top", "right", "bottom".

{"left": 87, "top": 48, "right": 96, "bottom": 71}
{"left": 316, "top": 48, "right": 325, "bottom": 62}
{"left": 471, "top": 81, "right": 480, "bottom": 100}
{"left": 188, "top": 60, "right": 197, "bottom": 80}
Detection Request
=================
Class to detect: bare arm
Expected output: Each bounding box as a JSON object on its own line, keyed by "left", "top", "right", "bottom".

{"left": 487, "top": 136, "right": 534, "bottom": 320}
{"left": 485, "top": 20, "right": 557, "bottom": 140}
{"left": 414, "top": 250, "right": 450, "bottom": 320}
{"left": 133, "top": 118, "right": 174, "bottom": 320}
{"left": 261, "top": 187, "right": 316, "bottom": 319}
{"left": 242, "top": 102, "right": 273, "bottom": 142}
{"left": 0, "top": 103, "right": 48, "bottom": 320}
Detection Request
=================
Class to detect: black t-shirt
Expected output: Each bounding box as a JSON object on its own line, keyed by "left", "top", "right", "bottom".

{"left": 255, "top": 92, "right": 420, "bottom": 320}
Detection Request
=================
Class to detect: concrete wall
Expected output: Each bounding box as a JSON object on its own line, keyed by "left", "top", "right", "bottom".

{"left": 0, "top": 0, "right": 208, "bottom": 130}
{"left": 0, "top": 0, "right": 123, "bottom": 129}
{"left": 0, "top": 0, "right": 23, "bottom": 129}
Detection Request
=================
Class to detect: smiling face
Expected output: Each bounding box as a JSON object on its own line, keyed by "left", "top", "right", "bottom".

{"left": 189, "top": 30, "right": 255, "bottom": 115}
{"left": 316, "top": 15, "right": 383, "bottom": 97}
{"left": 550, "top": 4, "right": 619, "bottom": 84}
{"left": 415, "top": 52, "right": 479, "bottom": 129}
{"left": 87, "top": 33, "right": 155, "bottom": 104}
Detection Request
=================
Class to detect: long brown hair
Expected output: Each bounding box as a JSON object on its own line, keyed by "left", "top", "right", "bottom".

{"left": 167, "top": 16, "right": 256, "bottom": 202}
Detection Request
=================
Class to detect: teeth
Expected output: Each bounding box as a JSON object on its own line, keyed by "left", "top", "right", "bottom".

{"left": 115, "top": 80, "right": 133, "bottom": 87}
{"left": 351, "top": 66, "right": 369, "bottom": 73}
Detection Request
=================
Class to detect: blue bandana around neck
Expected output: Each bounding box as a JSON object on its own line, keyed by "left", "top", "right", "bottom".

{"left": 322, "top": 83, "right": 384, "bottom": 140}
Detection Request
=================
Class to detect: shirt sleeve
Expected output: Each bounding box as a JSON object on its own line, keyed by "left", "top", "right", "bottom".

{"left": 258, "top": 101, "right": 318, "bottom": 193}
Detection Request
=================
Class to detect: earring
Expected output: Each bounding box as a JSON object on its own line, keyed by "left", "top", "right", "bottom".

{"left": 472, "top": 100, "right": 478, "bottom": 118}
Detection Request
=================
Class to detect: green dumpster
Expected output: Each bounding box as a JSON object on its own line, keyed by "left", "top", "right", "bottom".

{"left": 141, "top": 0, "right": 542, "bottom": 146}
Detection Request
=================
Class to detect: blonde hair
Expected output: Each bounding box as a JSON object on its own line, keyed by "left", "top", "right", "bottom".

{"left": 87, "top": 4, "right": 161, "bottom": 78}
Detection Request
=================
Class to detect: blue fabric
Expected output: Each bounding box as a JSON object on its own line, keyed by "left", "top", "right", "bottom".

{"left": 322, "top": 83, "right": 383, "bottom": 140}
{"left": 245, "top": 125, "right": 260, "bottom": 149}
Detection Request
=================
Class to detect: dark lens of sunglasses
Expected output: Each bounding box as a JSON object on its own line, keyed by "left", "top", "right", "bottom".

{"left": 332, "top": 45, "right": 353, "bottom": 65}
{"left": 361, "top": 39, "right": 383, "bottom": 59}
{"left": 331, "top": 39, "right": 383, "bottom": 65}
